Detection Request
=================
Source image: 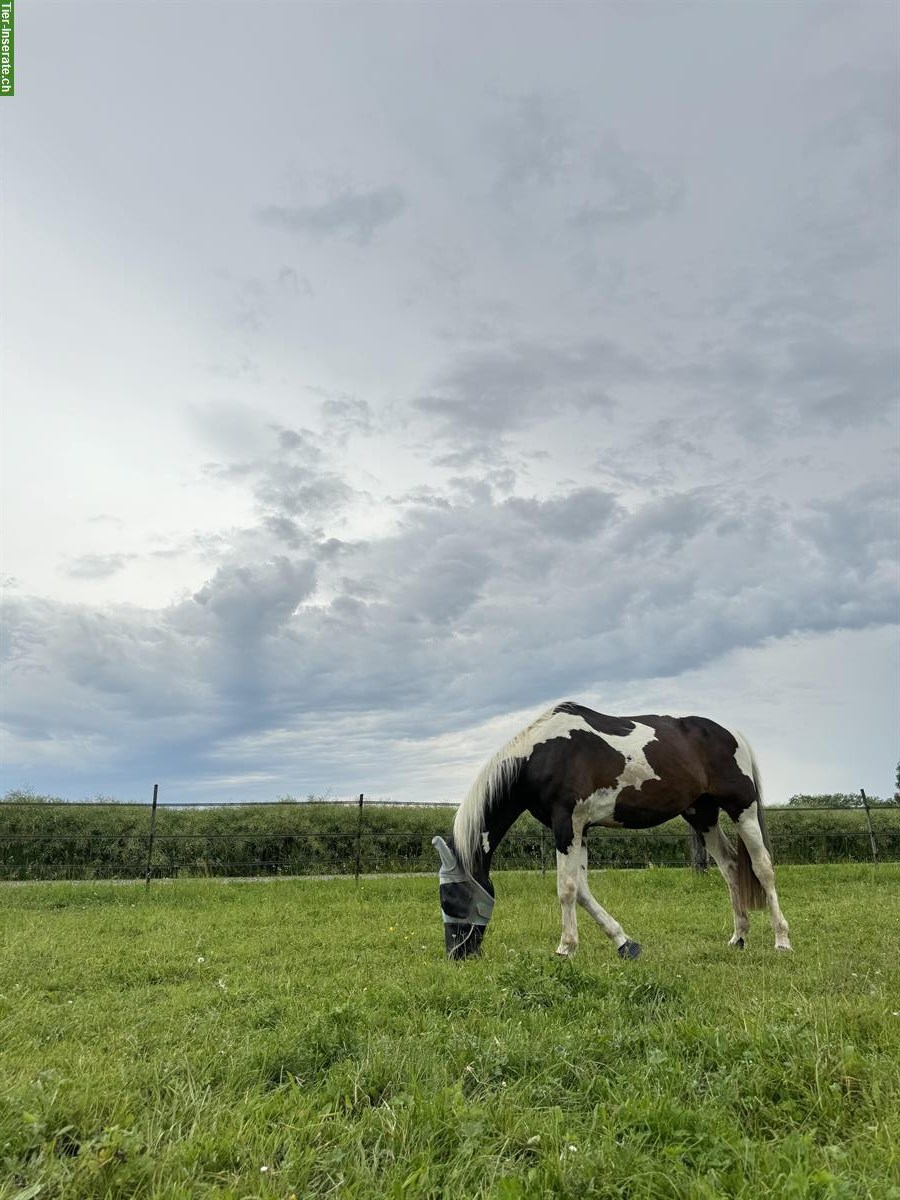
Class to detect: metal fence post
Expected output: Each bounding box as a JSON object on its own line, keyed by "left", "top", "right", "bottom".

{"left": 540, "top": 827, "right": 546, "bottom": 878}
{"left": 144, "top": 783, "right": 159, "bottom": 890}
{"left": 860, "top": 789, "right": 878, "bottom": 865}
{"left": 354, "top": 793, "right": 364, "bottom": 882}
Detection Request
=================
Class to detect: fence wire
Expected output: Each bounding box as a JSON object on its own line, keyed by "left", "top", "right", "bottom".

{"left": 1, "top": 797, "right": 897, "bottom": 882}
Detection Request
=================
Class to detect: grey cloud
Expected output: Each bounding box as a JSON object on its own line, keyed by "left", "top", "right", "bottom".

{"left": 235, "top": 278, "right": 267, "bottom": 332}
{"left": 609, "top": 492, "right": 717, "bottom": 554}
{"left": 277, "top": 266, "right": 313, "bottom": 295}
{"left": 675, "top": 321, "right": 899, "bottom": 441}
{"left": 781, "top": 336, "right": 899, "bottom": 429}
{"left": 504, "top": 489, "right": 619, "bottom": 541}
{"left": 314, "top": 537, "right": 368, "bottom": 561}
{"left": 65, "top": 553, "right": 136, "bottom": 580}
{"left": 809, "top": 66, "right": 899, "bottom": 204}
{"left": 801, "top": 480, "right": 899, "bottom": 570}
{"left": 204, "top": 424, "right": 356, "bottom": 542}
{"left": 263, "top": 515, "right": 306, "bottom": 550}
{"left": 192, "top": 557, "right": 317, "bottom": 640}
{"left": 416, "top": 337, "right": 647, "bottom": 450}
{"left": 320, "top": 395, "right": 373, "bottom": 440}
{"left": 272, "top": 425, "right": 321, "bottom": 456}
{"left": 396, "top": 540, "right": 493, "bottom": 627}
{"left": 570, "top": 139, "right": 682, "bottom": 230}
{"left": 258, "top": 187, "right": 407, "bottom": 244}
{"left": 489, "top": 93, "right": 571, "bottom": 196}
{"left": 254, "top": 462, "right": 353, "bottom": 524}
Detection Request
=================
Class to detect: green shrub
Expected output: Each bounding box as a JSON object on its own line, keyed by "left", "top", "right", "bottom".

{"left": 2, "top": 790, "right": 898, "bottom": 880}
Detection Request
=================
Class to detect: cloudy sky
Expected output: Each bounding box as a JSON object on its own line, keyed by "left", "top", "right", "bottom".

{"left": 2, "top": 2, "right": 898, "bottom": 807}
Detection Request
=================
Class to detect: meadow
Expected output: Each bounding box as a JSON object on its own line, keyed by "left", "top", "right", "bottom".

{"left": 2, "top": 864, "right": 899, "bottom": 1199}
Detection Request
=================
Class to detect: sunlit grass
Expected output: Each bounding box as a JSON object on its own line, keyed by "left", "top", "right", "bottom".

{"left": 1, "top": 865, "right": 899, "bottom": 1198}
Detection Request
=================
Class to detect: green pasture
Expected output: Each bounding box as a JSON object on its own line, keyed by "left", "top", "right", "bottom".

{"left": 1, "top": 865, "right": 899, "bottom": 1199}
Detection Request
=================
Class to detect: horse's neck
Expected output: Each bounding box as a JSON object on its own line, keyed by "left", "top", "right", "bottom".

{"left": 476, "top": 785, "right": 528, "bottom": 879}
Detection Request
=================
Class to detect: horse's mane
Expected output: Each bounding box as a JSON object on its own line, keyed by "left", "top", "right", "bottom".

{"left": 452, "top": 705, "right": 559, "bottom": 872}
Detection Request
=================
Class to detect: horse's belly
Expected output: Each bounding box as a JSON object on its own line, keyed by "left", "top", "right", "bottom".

{"left": 577, "top": 787, "right": 628, "bottom": 827}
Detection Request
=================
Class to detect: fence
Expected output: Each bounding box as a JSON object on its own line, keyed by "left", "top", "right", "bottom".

{"left": 1, "top": 791, "right": 898, "bottom": 883}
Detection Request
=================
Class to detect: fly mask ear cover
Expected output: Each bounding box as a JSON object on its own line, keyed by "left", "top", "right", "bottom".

{"left": 432, "top": 835, "right": 495, "bottom": 959}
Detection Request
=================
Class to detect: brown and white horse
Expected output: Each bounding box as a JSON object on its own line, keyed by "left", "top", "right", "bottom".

{"left": 434, "top": 700, "right": 791, "bottom": 959}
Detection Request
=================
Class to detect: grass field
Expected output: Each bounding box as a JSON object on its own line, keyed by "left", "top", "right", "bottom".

{"left": 1, "top": 865, "right": 899, "bottom": 1199}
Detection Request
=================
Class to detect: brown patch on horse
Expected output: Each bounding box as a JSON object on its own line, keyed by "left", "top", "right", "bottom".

{"left": 609, "top": 715, "right": 709, "bottom": 828}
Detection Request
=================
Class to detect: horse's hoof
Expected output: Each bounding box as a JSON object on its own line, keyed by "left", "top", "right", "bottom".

{"left": 775, "top": 943, "right": 793, "bottom": 952}
{"left": 730, "top": 937, "right": 745, "bottom": 950}
{"left": 556, "top": 945, "right": 577, "bottom": 958}
{"left": 618, "top": 940, "right": 642, "bottom": 959}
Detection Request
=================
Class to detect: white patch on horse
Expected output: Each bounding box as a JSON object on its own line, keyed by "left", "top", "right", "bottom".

{"left": 576, "top": 721, "right": 660, "bottom": 826}
{"left": 731, "top": 730, "right": 755, "bottom": 786}
{"left": 481, "top": 831, "right": 490, "bottom": 854}
{"left": 731, "top": 728, "right": 766, "bottom": 807}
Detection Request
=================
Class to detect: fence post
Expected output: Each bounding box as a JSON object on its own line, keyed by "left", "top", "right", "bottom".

{"left": 540, "top": 827, "right": 546, "bottom": 878}
{"left": 144, "top": 783, "right": 159, "bottom": 890}
{"left": 354, "top": 793, "right": 364, "bottom": 882}
{"left": 860, "top": 789, "right": 878, "bottom": 865}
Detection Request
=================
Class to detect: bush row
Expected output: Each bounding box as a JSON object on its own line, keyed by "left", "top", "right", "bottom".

{"left": 1, "top": 792, "right": 898, "bottom": 880}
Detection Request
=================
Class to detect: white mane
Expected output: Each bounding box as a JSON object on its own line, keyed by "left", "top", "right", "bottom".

{"left": 452, "top": 705, "right": 561, "bottom": 872}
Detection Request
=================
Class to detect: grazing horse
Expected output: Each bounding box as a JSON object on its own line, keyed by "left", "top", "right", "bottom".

{"left": 433, "top": 700, "right": 792, "bottom": 959}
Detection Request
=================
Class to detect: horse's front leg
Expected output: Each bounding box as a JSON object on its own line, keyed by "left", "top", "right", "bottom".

{"left": 555, "top": 845, "right": 580, "bottom": 957}
{"left": 575, "top": 844, "right": 641, "bottom": 958}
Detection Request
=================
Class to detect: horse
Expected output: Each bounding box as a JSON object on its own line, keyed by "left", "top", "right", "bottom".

{"left": 433, "top": 700, "right": 792, "bottom": 960}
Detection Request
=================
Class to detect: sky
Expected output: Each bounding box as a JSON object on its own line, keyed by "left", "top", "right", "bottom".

{"left": 2, "top": 2, "right": 898, "bottom": 808}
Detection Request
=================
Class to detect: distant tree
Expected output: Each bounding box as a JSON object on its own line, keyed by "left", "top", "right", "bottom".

{"left": 2, "top": 788, "right": 58, "bottom": 805}
{"left": 895, "top": 761, "right": 900, "bottom": 805}
{"left": 787, "top": 793, "right": 893, "bottom": 809}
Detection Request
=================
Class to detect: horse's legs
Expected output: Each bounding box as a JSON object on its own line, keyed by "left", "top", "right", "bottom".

{"left": 554, "top": 840, "right": 582, "bottom": 957}
{"left": 684, "top": 801, "right": 749, "bottom": 948}
{"left": 702, "top": 822, "right": 750, "bottom": 948}
{"left": 735, "top": 802, "right": 792, "bottom": 951}
{"left": 574, "top": 843, "right": 638, "bottom": 955}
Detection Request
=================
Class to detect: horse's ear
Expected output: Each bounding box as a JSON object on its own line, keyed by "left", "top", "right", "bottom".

{"left": 432, "top": 836, "right": 457, "bottom": 870}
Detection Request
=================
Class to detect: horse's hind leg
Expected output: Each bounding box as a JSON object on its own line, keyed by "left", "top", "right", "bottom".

{"left": 575, "top": 844, "right": 641, "bottom": 958}
{"left": 735, "top": 801, "right": 792, "bottom": 951}
{"left": 685, "top": 807, "right": 750, "bottom": 947}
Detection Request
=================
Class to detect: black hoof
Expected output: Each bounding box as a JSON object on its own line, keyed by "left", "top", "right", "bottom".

{"left": 618, "top": 940, "right": 642, "bottom": 959}
{"left": 731, "top": 937, "right": 745, "bottom": 950}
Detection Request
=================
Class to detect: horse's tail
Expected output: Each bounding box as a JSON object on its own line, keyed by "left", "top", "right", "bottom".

{"left": 735, "top": 732, "right": 770, "bottom": 911}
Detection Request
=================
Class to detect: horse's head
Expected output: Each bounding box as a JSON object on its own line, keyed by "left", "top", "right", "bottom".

{"left": 432, "top": 835, "right": 495, "bottom": 959}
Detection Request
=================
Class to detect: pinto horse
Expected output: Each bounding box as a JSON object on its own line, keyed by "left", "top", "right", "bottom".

{"left": 433, "top": 701, "right": 791, "bottom": 959}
